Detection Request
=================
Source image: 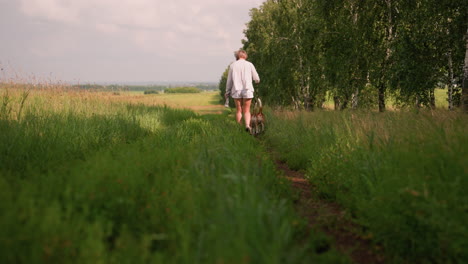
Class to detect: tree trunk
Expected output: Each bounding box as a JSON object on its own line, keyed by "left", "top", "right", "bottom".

{"left": 378, "top": 0, "right": 394, "bottom": 113}
{"left": 462, "top": 26, "right": 468, "bottom": 113}
{"left": 378, "top": 83, "right": 386, "bottom": 112}
{"left": 304, "top": 94, "right": 315, "bottom": 111}
{"left": 317, "top": 90, "right": 326, "bottom": 109}
{"left": 341, "top": 95, "right": 350, "bottom": 110}
{"left": 352, "top": 88, "right": 359, "bottom": 109}
{"left": 334, "top": 96, "right": 341, "bottom": 110}
{"left": 292, "top": 96, "right": 300, "bottom": 110}
{"left": 429, "top": 89, "right": 436, "bottom": 109}
{"left": 447, "top": 50, "right": 455, "bottom": 110}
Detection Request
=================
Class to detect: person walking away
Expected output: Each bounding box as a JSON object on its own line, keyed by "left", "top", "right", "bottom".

{"left": 225, "top": 49, "right": 260, "bottom": 132}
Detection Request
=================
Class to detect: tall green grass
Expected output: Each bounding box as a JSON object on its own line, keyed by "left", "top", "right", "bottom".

{"left": 263, "top": 109, "right": 468, "bottom": 263}
{"left": 0, "top": 87, "right": 347, "bottom": 263}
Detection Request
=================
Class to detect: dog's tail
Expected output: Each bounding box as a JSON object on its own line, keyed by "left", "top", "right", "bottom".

{"left": 256, "top": 98, "right": 263, "bottom": 113}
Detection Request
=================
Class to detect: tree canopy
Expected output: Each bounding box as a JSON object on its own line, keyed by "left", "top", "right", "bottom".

{"left": 222, "top": 0, "right": 468, "bottom": 111}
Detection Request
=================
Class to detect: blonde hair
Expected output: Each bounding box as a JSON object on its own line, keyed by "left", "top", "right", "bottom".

{"left": 237, "top": 49, "right": 248, "bottom": 59}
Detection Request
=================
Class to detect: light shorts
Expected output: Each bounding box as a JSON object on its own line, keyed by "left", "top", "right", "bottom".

{"left": 231, "top": 89, "right": 254, "bottom": 99}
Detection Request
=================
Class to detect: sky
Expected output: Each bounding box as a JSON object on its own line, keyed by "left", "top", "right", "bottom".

{"left": 0, "top": 0, "right": 264, "bottom": 83}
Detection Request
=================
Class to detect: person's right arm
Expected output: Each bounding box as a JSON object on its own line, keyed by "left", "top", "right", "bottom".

{"left": 251, "top": 64, "right": 260, "bottom": 84}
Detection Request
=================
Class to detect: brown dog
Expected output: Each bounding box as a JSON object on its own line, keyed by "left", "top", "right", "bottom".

{"left": 250, "top": 98, "right": 265, "bottom": 135}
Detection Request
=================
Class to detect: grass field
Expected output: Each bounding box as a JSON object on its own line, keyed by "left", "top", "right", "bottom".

{"left": 1, "top": 84, "right": 466, "bottom": 263}
{"left": 263, "top": 108, "right": 467, "bottom": 263}
{"left": 115, "top": 91, "right": 225, "bottom": 114}
{"left": 0, "top": 85, "right": 347, "bottom": 263}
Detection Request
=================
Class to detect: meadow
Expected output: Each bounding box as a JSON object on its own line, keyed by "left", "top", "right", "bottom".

{"left": 89, "top": 90, "right": 225, "bottom": 115}
{"left": 263, "top": 108, "right": 467, "bottom": 263}
{"left": 1, "top": 83, "right": 466, "bottom": 263}
{"left": 0, "top": 85, "right": 347, "bottom": 263}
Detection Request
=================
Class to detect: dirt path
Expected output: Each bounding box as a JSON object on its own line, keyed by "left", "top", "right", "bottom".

{"left": 274, "top": 159, "right": 385, "bottom": 264}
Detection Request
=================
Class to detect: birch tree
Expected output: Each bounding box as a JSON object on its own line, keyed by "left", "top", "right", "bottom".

{"left": 226, "top": 0, "right": 467, "bottom": 111}
{"left": 463, "top": 26, "right": 468, "bottom": 113}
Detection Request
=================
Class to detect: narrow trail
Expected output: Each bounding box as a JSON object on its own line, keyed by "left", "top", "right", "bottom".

{"left": 274, "top": 159, "right": 385, "bottom": 264}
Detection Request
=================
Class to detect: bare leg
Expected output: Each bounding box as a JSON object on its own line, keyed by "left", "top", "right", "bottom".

{"left": 235, "top": 99, "right": 243, "bottom": 124}
{"left": 243, "top": 98, "right": 252, "bottom": 129}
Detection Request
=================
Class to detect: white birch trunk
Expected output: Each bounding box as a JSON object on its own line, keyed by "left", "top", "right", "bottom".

{"left": 447, "top": 50, "right": 455, "bottom": 110}
{"left": 352, "top": 88, "right": 359, "bottom": 109}
{"left": 463, "top": 26, "right": 468, "bottom": 113}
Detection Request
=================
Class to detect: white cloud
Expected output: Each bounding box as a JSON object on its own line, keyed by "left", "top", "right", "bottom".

{"left": 19, "top": 0, "right": 262, "bottom": 47}
{"left": 9, "top": 0, "right": 264, "bottom": 81}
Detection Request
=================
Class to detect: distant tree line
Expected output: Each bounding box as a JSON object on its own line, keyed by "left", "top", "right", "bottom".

{"left": 164, "top": 87, "right": 202, "bottom": 93}
{"left": 73, "top": 83, "right": 218, "bottom": 92}
{"left": 223, "top": 0, "right": 468, "bottom": 111}
{"left": 73, "top": 84, "right": 167, "bottom": 92}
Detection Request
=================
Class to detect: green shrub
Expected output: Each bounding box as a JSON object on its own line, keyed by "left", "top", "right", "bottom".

{"left": 143, "top": 90, "right": 159, "bottom": 95}
{"left": 164, "top": 87, "right": 202, "bottom": 94}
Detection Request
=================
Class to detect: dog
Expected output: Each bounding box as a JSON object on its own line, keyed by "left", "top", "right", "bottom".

{"left": 250, "top": 98, "right": 265, "bottom": 135}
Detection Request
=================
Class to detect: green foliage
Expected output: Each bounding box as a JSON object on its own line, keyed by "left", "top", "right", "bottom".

{"left": 263, "top": 109, "right": 468, "bottom": 263}
{"left": 236, "top": 0, "right": 468, "bottom": 110}
{"left": 217, "top": 67, "right": 235, "bottom": 107}
{"left": 193, "top": 84, "right": 219, "bottom": 91}
{"left": 0, "top": 90, "right": 348, "bottom": 263}
{"left": 355, "top": 84, "right": 379, "bottom": 109}
{"left": 218, "top": 67, "right": 228, "bottom": 100}
{"left": 164, "top": 87, "right": 202, "bottom": 94}
{"left": 144, "top": 90, "right": 159, "bottom": 95}
{"left": 243, "top": 0, "right": 328, "bottom": 109}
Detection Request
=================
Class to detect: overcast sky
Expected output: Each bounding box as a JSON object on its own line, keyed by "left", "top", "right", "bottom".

{"left": 0, "top": 0, "right": 264, "bottom": 83}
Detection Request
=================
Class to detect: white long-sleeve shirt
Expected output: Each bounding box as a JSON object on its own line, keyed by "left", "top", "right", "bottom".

{"left": 226, "top": 59, "right": 260, "bottom": 95}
